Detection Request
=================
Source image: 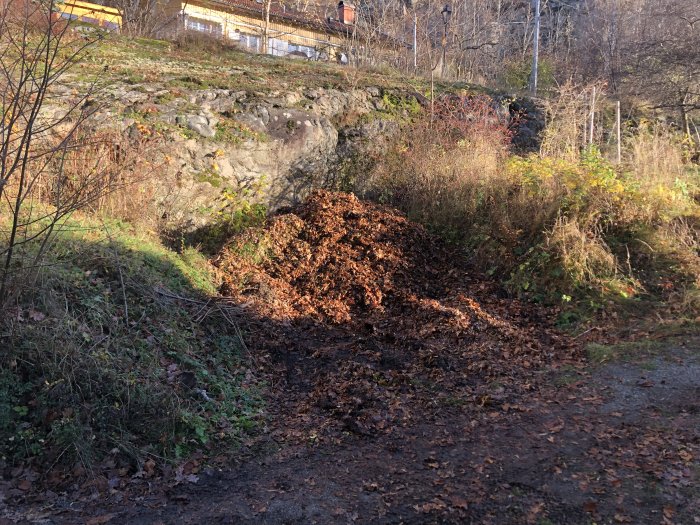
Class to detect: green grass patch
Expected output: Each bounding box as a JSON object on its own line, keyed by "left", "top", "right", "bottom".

{"left": 380, "top": 91, "right": 422, "bottom": 117}
{"left": 0, "top": 214, "right": 262, "bottom": 470}
{"left": 586, "top": 340, "right": 667, "bottom": 364}
{"left": 186, "top": 199, "right": 268, "bottom": 256}
{"left": 79, "top": 32, "right": 452, "bottom": 99}
{"left": 194, "top": 168, "right": 225, "bottom": 188}
{"left": 214, "top": 118, "right": 266, "bottom": 144}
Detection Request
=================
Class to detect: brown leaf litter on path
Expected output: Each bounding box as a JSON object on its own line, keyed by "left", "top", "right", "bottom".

{"left": 4, "top": 191, "right": 698, "bottom": 524}
{"left": 215, "top": 190, "right": 575, "bottom": 440}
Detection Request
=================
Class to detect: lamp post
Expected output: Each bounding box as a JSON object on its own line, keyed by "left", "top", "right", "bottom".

{"left": 529, "top": 0, "right": 540, "bottom": 95}
{"left": 441, "top": 4, "right": 451, "bottom": 78}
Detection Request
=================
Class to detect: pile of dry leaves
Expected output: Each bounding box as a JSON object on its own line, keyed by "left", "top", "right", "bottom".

{"left": 217, "top": 190, "right": 445, "bottom": 323}
{"left": 216, "top": 191, "right": 576, "bottom": 438}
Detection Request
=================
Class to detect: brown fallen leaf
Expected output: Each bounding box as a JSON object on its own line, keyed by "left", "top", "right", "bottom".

{"left": 16, "top": 479, "right": 31, "bottom": 491}
{"left": 144, "top": 458, "right": 156, "bottom": 478}
{"left": 546, "top": 421, "right": 565, "bottom": 433}
{"left": 526, "top": 501, "right": 545, "bottom": 523}
{"left": 363, "top": 481, "right": 379, "bottom": 492}
{"left": 583, "top": 500, "right": 597, "bottom": 513}
{"left": 614, "top": 514, "right": 633, "bottom": 523}
{"left": 678, "top": 450, "right": 693, "bottom": 462}
{"left": 414, "top": 500, "right": 447, "bottom": 513}
{"left": 28, "top": 309, "right": 46, "bottom": 322}
{"left": 449, "top": 495, "right": 468, "bottom": 509}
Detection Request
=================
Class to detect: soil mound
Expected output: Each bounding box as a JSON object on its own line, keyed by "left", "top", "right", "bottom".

{"left": 216, "top": 191, "right": 574, "bottom": 438}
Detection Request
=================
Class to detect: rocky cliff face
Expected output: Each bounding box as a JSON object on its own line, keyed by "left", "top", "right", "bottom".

{"left": 75, "top": 82, "right": 405, "bottom": 228}
{"left": 36, "top": 37, "right": 547, "bottom": 231}
{"left": 51, "top": 72, "right": 540, "bottom": 230}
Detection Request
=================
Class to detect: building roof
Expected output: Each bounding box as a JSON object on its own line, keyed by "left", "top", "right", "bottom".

{"left": 211, "top": 0, "right": 357, "bottom": 38}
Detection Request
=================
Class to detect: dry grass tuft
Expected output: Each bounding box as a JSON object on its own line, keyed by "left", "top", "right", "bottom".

{"left": 546, "top": 217, "right": 619, "bottom": 286}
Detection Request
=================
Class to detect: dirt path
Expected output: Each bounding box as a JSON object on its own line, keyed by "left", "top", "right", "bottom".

{"left": 10, "top": 338, "right": 697, "bottom": 525}
{"left": 4, "top": 193, "right": 698, "bottom": 524}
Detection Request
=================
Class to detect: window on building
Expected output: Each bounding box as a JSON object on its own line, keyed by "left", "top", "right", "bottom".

{"left": 185, "top": 16, "right": 223, "bottom": 37}
{"left": 269, "top": 38, "right": 287, "bottom": 57}
{"left": 239, "top": 33, "right": 260, "bottom": 52}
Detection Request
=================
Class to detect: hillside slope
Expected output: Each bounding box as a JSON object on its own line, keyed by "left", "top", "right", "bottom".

{"left": 2, "top": 29, "right": 698, "bottom": 525}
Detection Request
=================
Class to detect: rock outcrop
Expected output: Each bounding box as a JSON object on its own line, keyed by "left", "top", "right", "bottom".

{"left": 84, "top": 84, "right": 404, "bottom": 228}
{"left": 49, "top": 75, "right": 541, "bottom": 230}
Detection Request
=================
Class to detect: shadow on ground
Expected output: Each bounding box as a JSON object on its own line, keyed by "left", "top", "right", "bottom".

{"left": 2, "top": 194, "right": 697, "bottom": 525}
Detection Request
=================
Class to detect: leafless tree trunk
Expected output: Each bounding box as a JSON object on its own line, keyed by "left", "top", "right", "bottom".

{"left": 261, "top": 0, "right": 272, "bottom": 54}
{"left": 0, "top": 0, "right": 146, "bottom": 301}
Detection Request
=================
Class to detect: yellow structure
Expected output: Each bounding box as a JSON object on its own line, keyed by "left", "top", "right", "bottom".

{"left": 172, "top": 0, "right": 356, "bottom": 62}
{"left": 57, "top": 0, "right": 121, "bottom": 31}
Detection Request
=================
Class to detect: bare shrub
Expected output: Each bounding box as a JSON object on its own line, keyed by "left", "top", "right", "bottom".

{"left": 1, "top": 0, "right": 67, "bottom": 32}
{"left": 368, "top": 95, "right": 513, "bottom": 239}
{"left": 367, "top": 92, "right": 697, "bottom": 302}
{"left": 112, "top": 0, "right": 179, "bottom": 37}
{"left": 367, "top": 95, "right": 586, "bottom": 278}
{"left": 367, "top": 83, "right": 698, "bottom": 305}
{"left": 539, "top": 82, "right": 598, "bottom": 161}
{"left": 173, "top": 30, "right": 236, "bottom": 55}
{"left": 58, "top": 128, "right": 171, "bottom": 227}
{"left": 0, "top": 1, "right": 165, "bottom": 301}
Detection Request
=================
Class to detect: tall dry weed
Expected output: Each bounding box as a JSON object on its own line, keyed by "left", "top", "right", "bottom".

{"left": 368, "top": 95, "right": 514, "bottom": 241}
{"left": 617, "top": 124, "right": 699, "bottom": 225}
{"left": 539, "top": 82, "right": 596, "bottom": 161}
{"left": 368, "top": 91, "right": 698, "bottom": 305}
{"left": 626, "top": 124, "right": 686, "bottom": 183}
{"left": 546, "top": 216, "right": 619, "bottom": 286}
{"left": 32, "top": 127, "right": 172, "bottom": 226}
